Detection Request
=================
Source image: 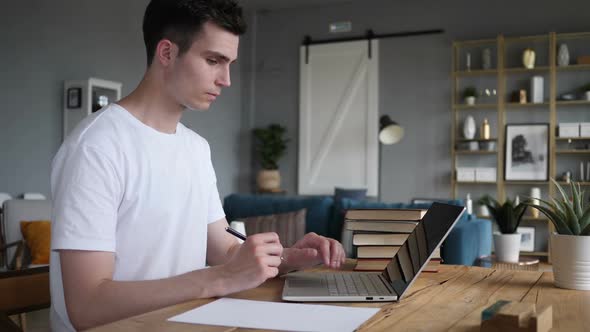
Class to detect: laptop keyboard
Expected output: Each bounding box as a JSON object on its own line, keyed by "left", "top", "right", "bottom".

{"left": 325, "top": 273, "right": 390, "bottom": 296}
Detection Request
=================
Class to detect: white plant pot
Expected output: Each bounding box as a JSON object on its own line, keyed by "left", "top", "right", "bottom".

{"left": 551, "top": 233, "right": 590, "bottom": 290}
{"left": 465, "top": 96, "right": 476, "bottom": 105}
{"left": 493, "top": 232, "right": 521, "bottom": 263}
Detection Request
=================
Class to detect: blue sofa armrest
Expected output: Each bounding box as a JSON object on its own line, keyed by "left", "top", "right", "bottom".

{"left": 441, "top": 216, "right": 492, "bottom": 266}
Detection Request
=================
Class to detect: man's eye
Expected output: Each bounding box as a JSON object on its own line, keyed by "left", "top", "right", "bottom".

{"left": 206, "top": 58, "right": 218, "bottom": 65}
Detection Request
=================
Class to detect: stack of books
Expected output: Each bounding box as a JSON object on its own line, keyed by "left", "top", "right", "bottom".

{"left": 345, "top": 208, "right": 442, "bottom": 272}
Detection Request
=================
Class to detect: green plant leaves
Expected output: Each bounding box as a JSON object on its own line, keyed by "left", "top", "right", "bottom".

{"left": 253, "top": 124, "right": 289, "bottom": 170}
{"left": 478, "top": 195, "right": 525, "bottom": 234}
{"left": 523, "top": 179, "right": 590, "bottom": 236}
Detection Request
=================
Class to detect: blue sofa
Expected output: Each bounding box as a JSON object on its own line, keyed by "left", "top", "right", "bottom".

{"left": 223, "top": 194, "right": 492, "bottom": 266}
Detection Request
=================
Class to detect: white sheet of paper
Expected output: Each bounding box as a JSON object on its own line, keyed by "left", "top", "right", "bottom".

{"left": 168, "top": 298, "right": 380, "bottom": 332}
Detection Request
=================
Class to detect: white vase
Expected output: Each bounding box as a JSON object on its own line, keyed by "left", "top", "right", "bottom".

{"left": 462, "top": 115, "right": 476, "bottom": 139}
{"left": 493, "top": 232, "right": 521, "bottom": 263}
{"left": 585, "top": 91, "right": 590, "bottom": 101}
{"left": 465, "top": 96, "right": 476, "bottom": 106}
{"left": 522, "top": 48, "right": 536, "bottom": 69}
{"left": 551, "top": 233, "right": 590, "bottom": 290}
{"left": 557, "top": 44, "right": 570, "bottom": 67}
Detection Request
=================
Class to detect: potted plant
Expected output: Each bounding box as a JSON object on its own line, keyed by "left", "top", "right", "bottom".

{"left": 580, "top": 82, "right": 590, "bottom": 101}
{"left": 523, "top": 179, "right": 590, "bottom": 290}
{"left": 479, "top": 195, "right": 527, "bottom": 263}
{"left": 252, "top": 124, "right": 289, "bottom": 191}
{"left": 463, "top": 86, "right": 477, "bottom": 105}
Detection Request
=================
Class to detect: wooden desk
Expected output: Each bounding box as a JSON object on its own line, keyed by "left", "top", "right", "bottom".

{"left": 90, "top": 262, "right": 590, "bottom": 331}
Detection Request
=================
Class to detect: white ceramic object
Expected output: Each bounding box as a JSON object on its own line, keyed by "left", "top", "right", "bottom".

{"left": 478, "top": 205, "right": 490, "bottom": 217}
{"left": 463, "top": 115, "right": 476, "bottom": 139}
{"left": 585, "top": 91, "right": 590, "bottom": 101}
{"left": 522, "top": 48, "right": 536, "bottom": 69}
{"left": 494, "top": 232, "right": 521, "bottom": 263}
{"left": 557, "top": 44, "right": 570, "bottom": 67}
{"left": 465, "top": 96, "right": 476, "bottom": 106}
{"left": 551, "top": 233, "right": 590, "bottom": 290}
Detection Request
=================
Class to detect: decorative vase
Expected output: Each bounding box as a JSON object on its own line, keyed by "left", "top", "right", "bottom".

{"left": 551, "top": 233, "right": 590, "bottom": 290}
{"left": 482, "top": 48, "right": 492, "bottom": 70}
{"left": 480, "top": 118, "right": 490, "bottom": 140}
{"left": 462, "top": 115, "right": 476, "bottom": 139}
{"left": 465, "top": 96, "right": 476, "bottom": 106}
{"left": 529, "top": 187, "right": 541, "bottom": 218}
{"left": 493, "top": 232, "right": 521, "bottom": 263}
{"left": 522, "top": 48, "right": 536, "bottom": 69}
{"left": 256, "top": 169, "right": 281, "bottom": 191}
{"left": 557, "top": 44, "right": 570, "bottom": 67}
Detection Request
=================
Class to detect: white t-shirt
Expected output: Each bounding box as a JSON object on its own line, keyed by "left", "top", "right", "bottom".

{"left": 49, "top": 104, "right": 225, "bottom": 331}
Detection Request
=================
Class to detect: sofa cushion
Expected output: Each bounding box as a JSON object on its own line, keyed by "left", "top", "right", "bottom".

{"left": 223, "top": 194, "right": 334, "bottom": 237}
{"left": 242, "top": 209, "right": 306, "bottom": 247}
{"left": 20, "top": 220, "right": 51, "bottom": 264}
{"left": 330, "top": 188, "right": 368, "bottom": 240}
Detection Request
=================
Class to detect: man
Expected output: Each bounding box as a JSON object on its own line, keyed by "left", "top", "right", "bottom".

{"left": 50, "top": 0, "right": 346, "bottom": 330}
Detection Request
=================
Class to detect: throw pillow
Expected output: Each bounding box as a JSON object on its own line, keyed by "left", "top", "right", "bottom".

{"left": 241, "top": 209, "right": 306, "bottom": 247}
{"left": 20, "top": 220, "right": 51, "bottom": 265}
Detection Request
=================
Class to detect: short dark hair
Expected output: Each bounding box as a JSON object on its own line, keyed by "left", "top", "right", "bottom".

{"left": 142, "top": 0, "right": 246, "bottom": 66}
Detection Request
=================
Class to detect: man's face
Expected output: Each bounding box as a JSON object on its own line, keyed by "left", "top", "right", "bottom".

{"left": 166, "top": 21, "right": 239, "bottom": 111}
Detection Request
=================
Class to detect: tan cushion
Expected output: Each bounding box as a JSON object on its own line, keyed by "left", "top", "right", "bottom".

{"left": 20, "top": 221, "right": 51, "bottom": 265}
{"left": 242, "top": 209, "right": 306, "bottom": 247}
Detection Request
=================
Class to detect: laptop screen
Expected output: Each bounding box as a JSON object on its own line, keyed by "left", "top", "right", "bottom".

{"left": 380, "top": 202, "right": 465, "bottom": 298}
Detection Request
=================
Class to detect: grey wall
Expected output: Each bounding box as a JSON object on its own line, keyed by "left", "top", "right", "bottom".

{"left": 0, "top": 0, "right": 247, "bottom": 199}
{"left": 249, "top": 0, "right": 590, "bottom": 202}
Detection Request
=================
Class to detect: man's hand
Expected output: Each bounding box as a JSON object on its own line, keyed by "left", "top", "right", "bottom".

{"left": 216, "top": 232, "right": 283, "bottom": 295}
{"left": 281, "top": 233, "right": 346, "bottom": 272}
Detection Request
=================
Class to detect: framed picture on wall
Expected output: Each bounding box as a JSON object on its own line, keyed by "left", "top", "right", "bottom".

{"left": 504, "top": 123, "right": 549, "bottom": 181}
{"left": 67, "top": 87, "right": 82, "bottom": 109}
{"left": 517, "top": 226, "right": 535, "bottom": 252}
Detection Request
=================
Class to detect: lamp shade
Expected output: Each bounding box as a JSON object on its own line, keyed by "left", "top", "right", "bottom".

{"left": 378, "top": 115, "right": 404, "bottom": 145}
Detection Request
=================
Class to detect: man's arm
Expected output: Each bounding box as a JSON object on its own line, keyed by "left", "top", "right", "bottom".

{"left": 60, "top": 250, "right": 226, "bottom": 330}
{"left": 61, "top": 219, "right": 283, "bottom": 330}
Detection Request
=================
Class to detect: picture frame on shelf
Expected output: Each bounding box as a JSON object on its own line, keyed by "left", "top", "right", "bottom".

{"left": 504, "top": 123, "right": 549, "bottom": 181}
{"left": 67, "top": 87, "right": 82, "bottom": 109}
{"left": 517, "top": 226, "right": 535, "bottom": 252}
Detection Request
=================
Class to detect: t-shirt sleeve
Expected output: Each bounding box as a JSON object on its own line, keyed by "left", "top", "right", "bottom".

{"left": 51, "top": 144, "right": 121, "bottom": 252}
{"left": 204, "top": 143, "right": 225, "bottom": 224}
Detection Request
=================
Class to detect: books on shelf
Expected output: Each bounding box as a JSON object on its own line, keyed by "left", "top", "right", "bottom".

{"left": 345, "top": 208, "right": 427, "bottom": 221}
{"left": 345, "top": 220, "right": 418, "bottom": 233}
{"left": 353, "top": 233, "right": 409, "bottom": 246}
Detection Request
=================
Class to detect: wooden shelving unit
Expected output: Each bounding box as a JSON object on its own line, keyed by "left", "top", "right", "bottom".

{"left": 451, "top": 31, "right": 590, "bottom": 261}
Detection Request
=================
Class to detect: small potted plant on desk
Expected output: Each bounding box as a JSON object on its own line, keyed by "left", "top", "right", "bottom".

{"left": 463, "top": 86, "right": 477, "bottom": 105}
{"left": 479, "top": 196, "right": 527, "bottom": 263}
{"left": 252, "top": 124, "right": 289, "bottom": 192}
{"left": 523, "top": 180, "right": 590, "bottom": 290}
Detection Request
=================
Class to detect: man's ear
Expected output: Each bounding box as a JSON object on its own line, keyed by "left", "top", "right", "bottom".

{"left": 155, "top": 39, "right": 178, "bottom": 67}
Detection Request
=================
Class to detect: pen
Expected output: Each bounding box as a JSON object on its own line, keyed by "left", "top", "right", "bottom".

{"left": 225, "top": 226, "right": 247, "bottom": 241}
{"left": 225, "top": 226, "right": 284, "bottom": 261}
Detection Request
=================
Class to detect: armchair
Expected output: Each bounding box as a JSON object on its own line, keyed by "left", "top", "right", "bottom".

{"left": 0, "top": 199, "right": 52, "bottom": 331}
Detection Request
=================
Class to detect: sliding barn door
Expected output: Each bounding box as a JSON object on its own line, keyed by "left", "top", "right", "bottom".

{"left": 298, "top": 40, "right": 379, "bottom": 196}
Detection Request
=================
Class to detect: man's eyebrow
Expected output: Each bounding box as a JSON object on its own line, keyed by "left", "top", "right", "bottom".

{"left": 204, "top": 51, "right": 236, "bottom": 63}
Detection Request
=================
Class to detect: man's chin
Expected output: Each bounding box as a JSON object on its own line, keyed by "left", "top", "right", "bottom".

{"left": 184, "top": 102, "right": 211, "bottom": 112}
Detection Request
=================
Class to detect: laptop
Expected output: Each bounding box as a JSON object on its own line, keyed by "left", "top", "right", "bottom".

{"left": 282, "top": 202, "right": 465, "bottom": 302}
